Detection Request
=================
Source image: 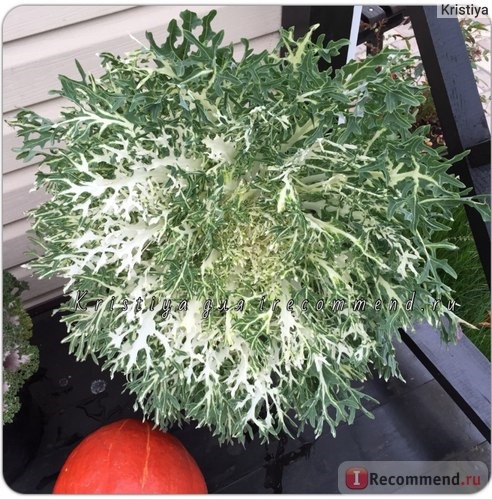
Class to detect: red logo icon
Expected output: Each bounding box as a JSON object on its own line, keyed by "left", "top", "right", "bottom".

{"left": 345, "top": 467, "right": 368, "bottom": 489}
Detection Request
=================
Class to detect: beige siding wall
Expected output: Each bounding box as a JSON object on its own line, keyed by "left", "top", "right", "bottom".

{"left": 3, "top": 5, "right": 282, "bottom": 308}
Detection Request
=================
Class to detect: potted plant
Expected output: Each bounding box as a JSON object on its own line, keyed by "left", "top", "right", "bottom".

{"left": 10, "top": 10, "right": 490, "bottom": 444}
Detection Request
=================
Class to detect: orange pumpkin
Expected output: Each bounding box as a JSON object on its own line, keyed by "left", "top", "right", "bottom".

{"left": 53, "top": 419, "right": 207, "bottom": 494}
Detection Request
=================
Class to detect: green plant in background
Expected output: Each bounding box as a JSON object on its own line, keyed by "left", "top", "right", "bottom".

{"left": 3, "top": 272, "right": 39, "bottom": 424}
{"left": 460, "top": 18, "right": 490, "bottom": 106}
{"left": 11, "top": 10, "right": 490, "bottom": 442}
{"left": 437, "top": 207, "right": 491, "bottom": 358}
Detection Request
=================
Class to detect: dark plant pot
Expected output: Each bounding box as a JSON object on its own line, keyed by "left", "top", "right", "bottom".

{"left": 3, "top": 381, "right": 44, "bottom": 485}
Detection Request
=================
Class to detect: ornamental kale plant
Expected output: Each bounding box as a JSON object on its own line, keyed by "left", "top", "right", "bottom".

{"left": 12, "top": 10, "right": 489, "bottom": 442}
{"left": 3, "top": 272, "right": 39, "bottom": 424}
